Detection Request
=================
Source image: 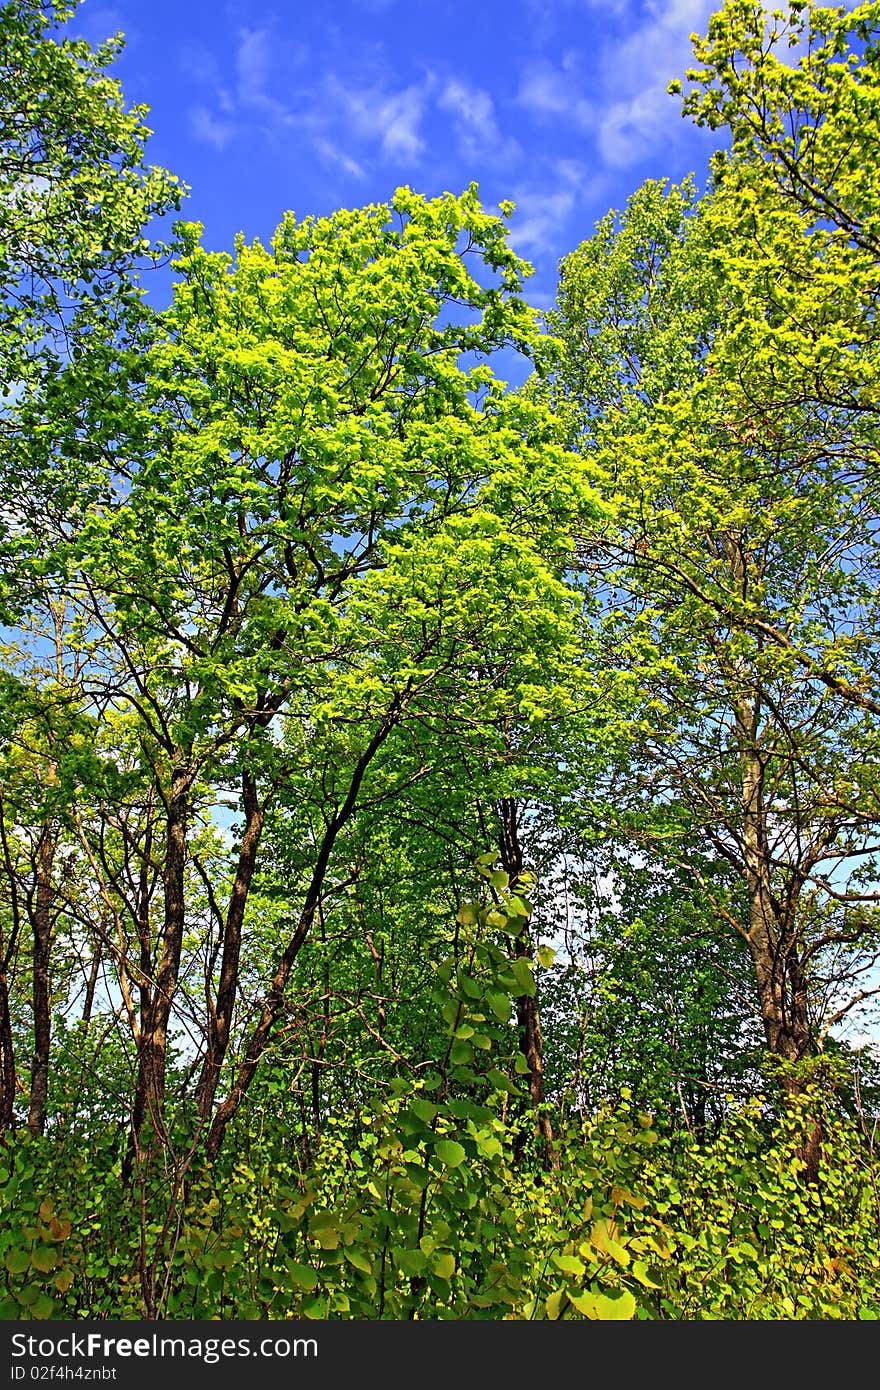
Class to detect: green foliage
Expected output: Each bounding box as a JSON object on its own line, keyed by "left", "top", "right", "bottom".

{"left": 543, "top": 124, "right": 880, "bottom": 1074}
{"left": 1, "top": 882, "right": 877, "bottom": 1321}
{"left": 4, "top": 0, "right": 880, "bottom": 1326}
{"left": 3, "top": 1079, "right": 878, "bottom": 1319}
{"left": 0, "top": 0, "right": 183, "bottom": 626}
{"left": 0, "top": 0, "right": 183, "bottom": 373}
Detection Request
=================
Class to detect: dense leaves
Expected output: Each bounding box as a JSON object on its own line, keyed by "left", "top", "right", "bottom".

{"left": 1, "top": 0, "right": 879, "bottom": 1321}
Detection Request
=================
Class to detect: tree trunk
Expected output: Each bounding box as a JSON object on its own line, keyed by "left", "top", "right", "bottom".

{"left": 27, "top": 822, "right": 56, "bottom": 1137}
{"left": 129, "top": 762, "right": 191, "bottom": 1166}
{"left": 497, "top": 797, "right": 557, "bottom": 1171}
{"left": 0, "top": 813, "right": 20, "bottom": 1130}
{"left": 194, "top": 768, "right": 265, "bottom": 1122}
{"left": 203, "top": 708, "right": 399, "bottom": 1163}
{"left": 731, "top": 626, "right": 819, "bottom": 1181}
{"left": 0, "top": 964, "right": 16, "bottom": 1131}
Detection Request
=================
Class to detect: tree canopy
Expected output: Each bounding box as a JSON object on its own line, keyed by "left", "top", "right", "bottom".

{"left": 1, "top": 0, "right": 879, "bottom": 1322}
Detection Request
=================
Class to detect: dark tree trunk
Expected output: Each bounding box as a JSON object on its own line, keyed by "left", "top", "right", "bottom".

{"left": 0, "top": 965, "right": 16, "bottom": 1131}
{"left": 129, "top": 762, "right": 191, "bottom": 1168}
{"left": 0, "top": 809, "right": 21, "bottom": 1131}
{"left": 194, "top": 769, "right": 265, "bottom": 1121}
{"left": 27, "top": 823, "right": 56, "bottom": 1137}
{"left": 204, "top": 710, "right": 398, "bottom": 1163}
{"left": 497, "top": 797, "right": 557, "bottom": 1171}
{"left": 732, "top": 648, "right": 819, "bottom": 1183}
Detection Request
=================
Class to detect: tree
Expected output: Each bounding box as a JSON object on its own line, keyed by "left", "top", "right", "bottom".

{"left": 0, "top": 0, "right": 181, "bottom": 1138}
{"left": 536, "top": 843, "right": 763, "bottom": 1134}
{"left": 16, "top": 186, "right": 597, "bottom": 1189}
{"left": 542, "top": 172, "right": 880, "bottom": 1153}
{"left": 0, "top": 0, "right": 182, "bottom": 350}
{"left": 669, "top": 0, "right": 880, "bottom": 708}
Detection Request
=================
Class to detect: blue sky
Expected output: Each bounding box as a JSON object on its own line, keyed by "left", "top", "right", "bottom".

{"left": 71, "top": 0, "right": 724, "bottom": 311}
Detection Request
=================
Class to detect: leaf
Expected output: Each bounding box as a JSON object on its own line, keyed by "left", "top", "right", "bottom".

{"left": 545, "top": 1289, "right": 565, "bottom": 1319}
{"left": 552, "top": 1253, "right": 586, "bottom": 1277}
{"left": 475, "top": 1133, "right": 503, "bottom": 1159}
{"left": 456, "top": 970, "right": 481, "bottom": 1000}
{"left": 508, "top": 958, "right": 536, "bottom": 996}
{"left": 589, "top": 1221, "right": 631, "bottom": 1266}
{"left": 486, "top": 989, "right": 512, "bottom": 1022}
{"left": 432, "top": 1251, "right": 456, "bottom": 1280}
{"left": 402, "top": 1163, "right": 431, "bottom": 1190}
{"left": 506, "top": 895, "right": 532, "bottom": 918}
{"left": 394, "top": 1248, "right": 427, "bottom": 1277}
{"left": 486, "top": 1068, "right": 519, "bottom": 1095}
{"left": 4, "top": 1249, "right": 30, "bottom": 1275}
{"left": 631, "top": 1260, "right": 663, "bottom": 1290}
{"left": 343, "top": 1248, "right": 373, "bottom": 1275}
{"left": 30, "top": 1292, "right": 55, "bottom": 1321}
{"left": 434, "top": 1140, "right": 467, "bottom": 1169}
{"left": 30, "top": 1246, "right": 56, "bottom": 1273}
{"left": 286, "top": 1261, "right": 319, "bottom": 1291}
{"left": 536, "top": 944, "right": 555, "bottom": 968}
{"left": 569, "top": 1288, "right": 636, "bottom": 1320}
{"left": 208, "top": 1246, "right": 238, "bottom": 1270}
{"left": 310, "top": 1216, "right": 340, "bottom": 1250}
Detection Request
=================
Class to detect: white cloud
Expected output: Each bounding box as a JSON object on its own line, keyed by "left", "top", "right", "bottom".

{"left": 182, "top": 25, "right": 316, "bottom": 153}
{"left": 504, "top": 159, "right": 609, "bottom": 258}
{"left": 178, "top": 40, "right": 222, "bottom": 89}
{"left": 236, "top": 27, "right": 271, "bottom": 103}
{"left": 517, "top": 57, "right": 593, "bottom": 129}
{"left": 517, "top": 1, "right": 718, "bottom": 171}
{"left": 506, "top": 186, "right": 576, "bottom": 256}
{"left": 555, "top": 157, "right": 594, "bottom": 189}
{"left": 234, "top": 27, "right": 293, "bottom": 123}
{"left": 313, "top": 136, "right": 367, "bottom": 180}
{"left": 189, "top": 104, "right": 238, "bottom": 151}
{"left": 597, "top": 83, "right": 677, "bottom": 168}
{"left": 440, "top": 80, "right": 495, "bottom": 141}
{"left": 72, "top": 5, "right": 128, "bottom": 47}
{"left": 592, "top": 0, "right": 719, "bottom": 167}
{"left": 378, "top": 87, "right": 427, "bottom": 160}
{"left": 610, "top": 0, "right": 716, "bottom": 90}
{"left": 438, "top": 80, "right": 519, "bottom": 165}
{"left": 325, "top": 74, "right": 431, "bottom": 163}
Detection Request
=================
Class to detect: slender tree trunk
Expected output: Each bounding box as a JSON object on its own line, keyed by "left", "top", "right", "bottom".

{"left": 204, "top": 710, "right": 398, "bottom": 1163}
{"left": 497, "top": 797, "right": 557, "bottom": 1171}
{"left": 27, "top": 822, "right": 56, "bottom": 1137}
{"left": 125, "top": 804, "right": 156, "bottom": 1182}
{"left": 81, "top": 943, "right": 102, "bottom": 1030}
{"left": 0, "top": 964, "right": 16, "bottom": 1130}
{"left": 0, "top": 810, "right": 20, "bottom": 1130}
{"left": 194, "top": 769, "right": 265, "bottom": 1121}
{"left": 726, "top": 550, "right": 819, "bottom": 1179}
{"left": 130, "top": 762, "right": 191, "bottom": 1164}
{"left": 734, "top": 703, "right": 812, "bottom": 1066}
